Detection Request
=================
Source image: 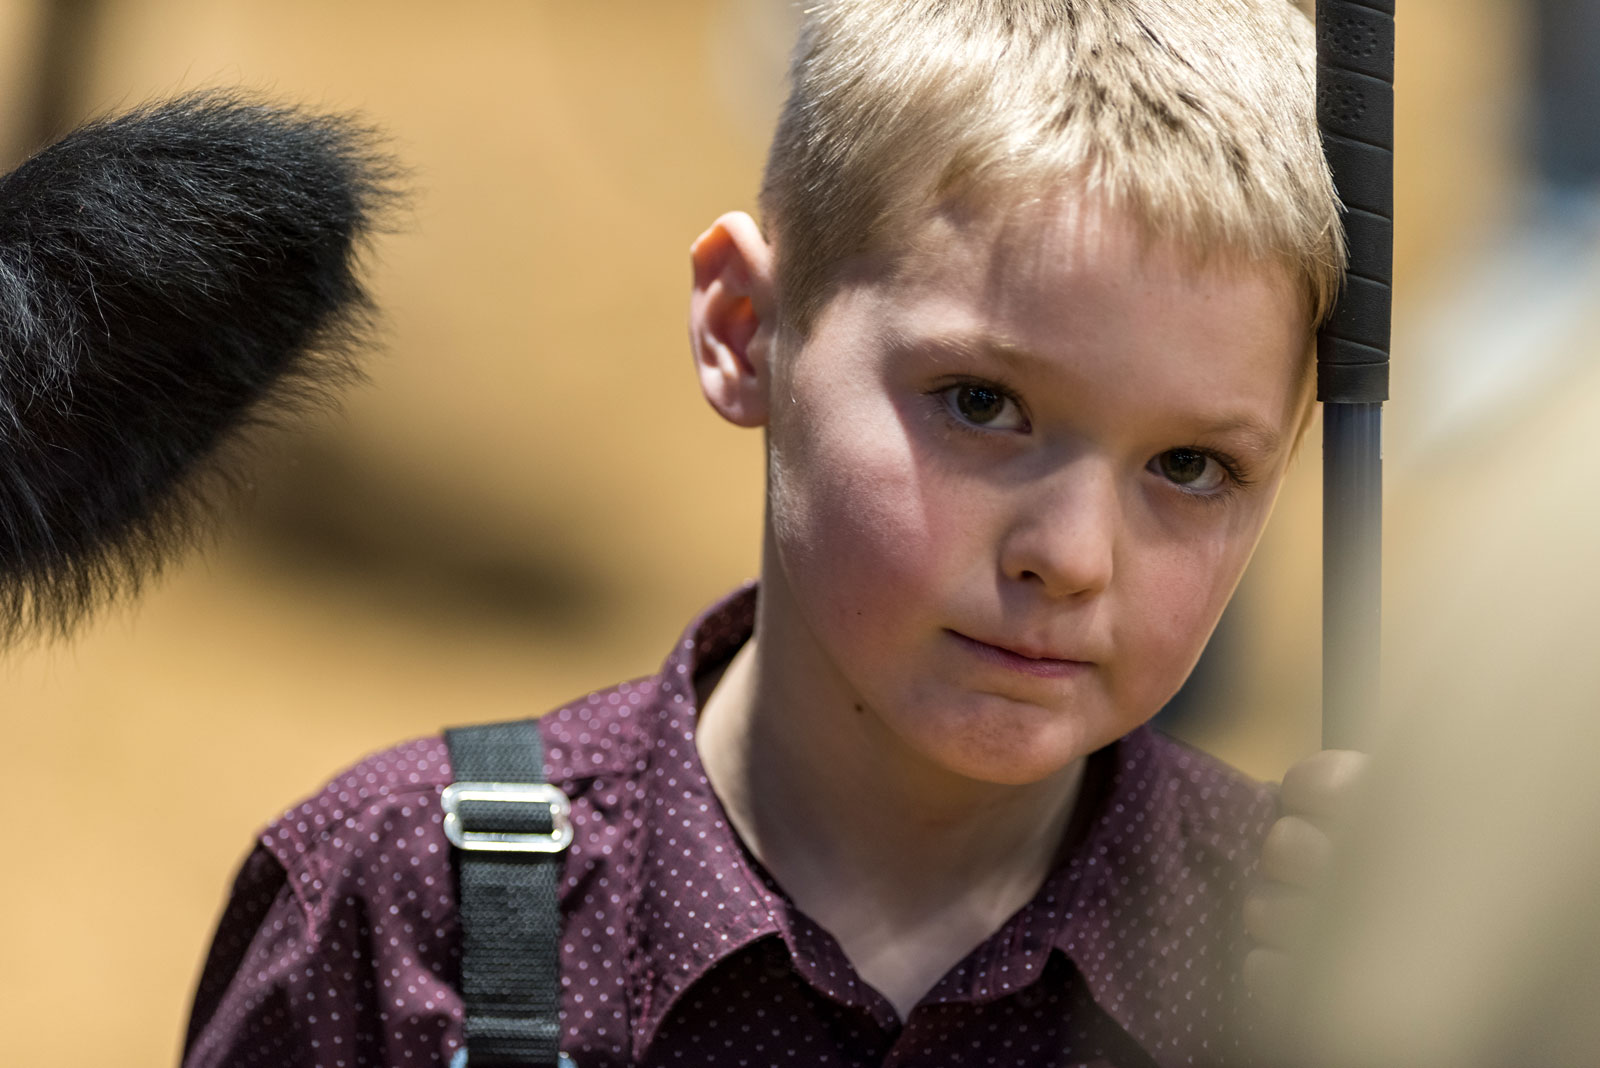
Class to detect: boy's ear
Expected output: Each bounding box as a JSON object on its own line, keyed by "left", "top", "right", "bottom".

{"left": 689, "top": 212, "right": 776, "bottom": 428}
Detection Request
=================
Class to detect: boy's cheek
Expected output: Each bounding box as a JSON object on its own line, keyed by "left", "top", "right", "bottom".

{"left": 774, "top": 429, "right": 959, "bottom": 581}
{"left": 788, "top": 498, "right": 960, "bottom": 638}
{"left": 1116, "top": 559, "right": 1240, "bottom": 709}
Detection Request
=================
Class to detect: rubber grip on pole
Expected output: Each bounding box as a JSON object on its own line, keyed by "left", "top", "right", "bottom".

{"left": 1316, "top": 0, "right": 1394, "bottom": 404}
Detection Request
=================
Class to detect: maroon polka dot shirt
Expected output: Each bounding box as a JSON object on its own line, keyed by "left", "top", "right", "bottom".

{"left": 183, "top": 586, "right": 1277, "bottom": 1067}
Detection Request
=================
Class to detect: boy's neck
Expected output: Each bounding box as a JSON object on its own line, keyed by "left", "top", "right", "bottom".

{"left": 695, "top": 578, "right": 1090, "bottom": 1021}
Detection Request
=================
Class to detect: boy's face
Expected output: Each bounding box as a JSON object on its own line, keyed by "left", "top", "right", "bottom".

{"left": 692, "top": 192, "right": 1309, "bottom": 786}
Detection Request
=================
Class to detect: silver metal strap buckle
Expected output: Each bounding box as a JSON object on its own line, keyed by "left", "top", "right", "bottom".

{"left": 449, "top": 1050, "right": 577, "bottom": 1068}
{"left": 441, "top": 781, "right": 573, "bottom": 854}
{"left": 448, "top": 1048, "right": 579, "bottom": 1061}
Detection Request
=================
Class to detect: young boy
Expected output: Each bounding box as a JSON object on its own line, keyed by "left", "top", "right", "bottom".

{"left": 183, "top": 1, "right": 1343, "bottom": 1065}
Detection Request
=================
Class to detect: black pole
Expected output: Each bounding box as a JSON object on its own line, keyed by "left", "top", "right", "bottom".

{"left": 1322, "top": 403, "right": 1382, "bottom": 749}
{"left": 1316, "top": 0, "right": 1394, "bottom": 750}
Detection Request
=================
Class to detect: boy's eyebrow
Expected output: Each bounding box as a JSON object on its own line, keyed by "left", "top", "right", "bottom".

{"left": 1197, "top": 417, "right": 1284, "bottom": 456}
{"left": 889, "top": 326, "right": 1288, "bottom": 456}
{"left": 886, "top": 326, "right": 1040, "bottom": 370}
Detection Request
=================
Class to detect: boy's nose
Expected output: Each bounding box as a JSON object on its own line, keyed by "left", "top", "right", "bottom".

{"left": 998, "top": 464, "right": 1117, "bottom": 600}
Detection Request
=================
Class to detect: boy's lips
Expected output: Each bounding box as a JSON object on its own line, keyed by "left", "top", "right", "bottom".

{"left": 946, "top": 629, "right": 1094, "bottom": 679}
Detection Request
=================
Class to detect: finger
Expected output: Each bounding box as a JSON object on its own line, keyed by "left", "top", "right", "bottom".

{"left": 1242, "top": 945, "right": 1294, "bottom": 1009}
{"left": 1258, "top": 814, "right": 1332, "bottom": 889}
{"left": 1242, "top": 882, "right": 1314, "bottom": 950}
{"left": 1280, "top": 749, "right": 1368, "bottom": 820}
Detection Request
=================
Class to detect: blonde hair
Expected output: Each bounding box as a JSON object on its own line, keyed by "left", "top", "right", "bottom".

{"left": 758, "top": 0, "right": 1345, "bottom": 335}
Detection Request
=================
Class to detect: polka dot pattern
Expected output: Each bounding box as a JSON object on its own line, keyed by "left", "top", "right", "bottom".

{"left": 183, "top": 585, "right": 1277, "bottom": 1067}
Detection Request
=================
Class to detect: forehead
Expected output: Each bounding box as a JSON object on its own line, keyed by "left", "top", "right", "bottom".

{"left": 889, "top": 188, "right": 1306, "bottom": 328}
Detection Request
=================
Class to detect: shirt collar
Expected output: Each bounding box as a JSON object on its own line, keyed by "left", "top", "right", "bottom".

{"left": 627, "top": 584, "right": 1267, "bottom": 1062}
{"left": 629, "top": 584, "right": 792, "bottom": 1060}
{"left": 630, "top": 583, "right": 913, "bottom": 1055}
{"left": 1048, "top": 728, "right": 1270, "bottom": 1059}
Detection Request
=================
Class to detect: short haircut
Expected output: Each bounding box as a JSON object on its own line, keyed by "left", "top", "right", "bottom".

{"left": 758, "top": 0, "right": 1344, "bottom": 336}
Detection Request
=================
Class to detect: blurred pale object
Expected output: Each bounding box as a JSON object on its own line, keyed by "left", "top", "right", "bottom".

{"left": 1288, "top": 8, "right": 1600, "bottom": 1054}
{"left": 1282, "top": 265, "right": 1600, "bottom": 1065}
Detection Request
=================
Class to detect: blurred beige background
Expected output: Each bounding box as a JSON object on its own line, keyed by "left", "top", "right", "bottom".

{"left": 0, "top": 1, "right": 1536, "bottom": 1064}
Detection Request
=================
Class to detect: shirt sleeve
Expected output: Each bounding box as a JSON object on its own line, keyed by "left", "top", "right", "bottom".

{"left": 181, "top": 810, "right": 466, "bottom": 1067}
{"left": 182, "top": 845, "right": 293, "bottom": 1061}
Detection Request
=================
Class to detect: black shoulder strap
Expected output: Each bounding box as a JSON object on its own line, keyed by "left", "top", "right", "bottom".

{"left": 443, "top": 719, "right": 573, "bottom": 1068}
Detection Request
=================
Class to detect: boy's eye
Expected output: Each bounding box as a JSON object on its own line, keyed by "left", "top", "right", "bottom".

{"left": 942, "top": 383, "right": 1027, "bottom": 431}
{"left": 1153, "top": 448, "right": 1226, "bottom": 493}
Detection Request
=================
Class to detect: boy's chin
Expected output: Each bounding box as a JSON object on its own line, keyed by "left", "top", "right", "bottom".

{"left": 944, "top": 755, "right": 1084, "bottom": 788}
{"left": 892, "top": 696, "right": 1108, "bottom": 788}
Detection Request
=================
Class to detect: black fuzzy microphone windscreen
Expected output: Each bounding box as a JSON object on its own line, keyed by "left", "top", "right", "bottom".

{"left": 0, "top": 89, "right": 400, "bottom": 642}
